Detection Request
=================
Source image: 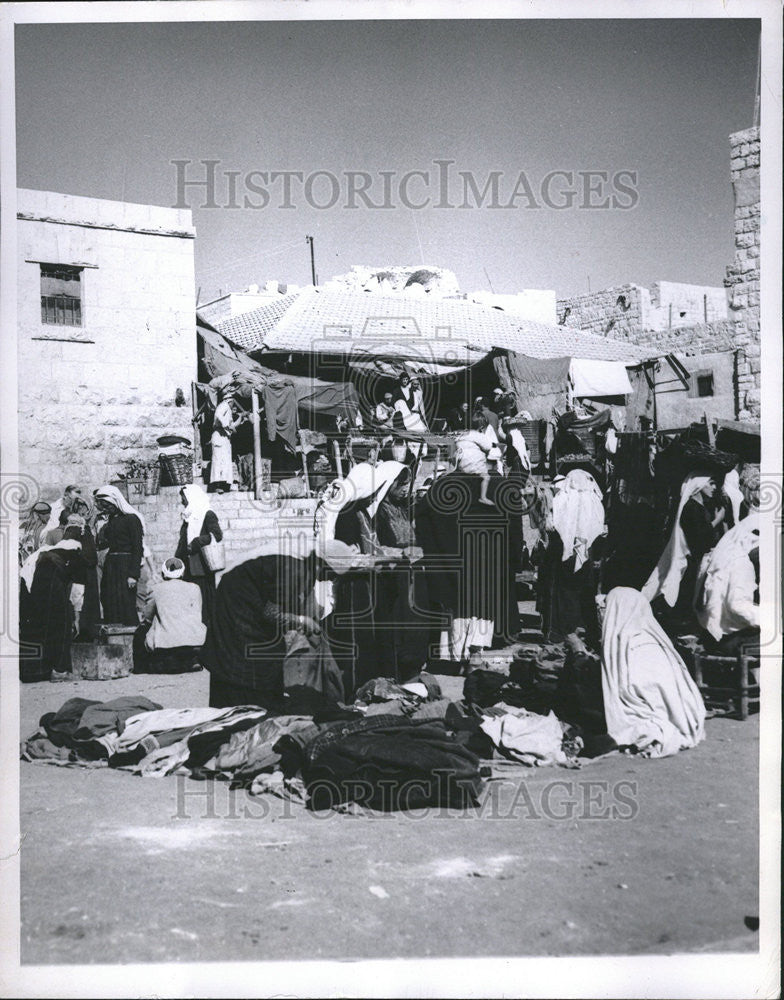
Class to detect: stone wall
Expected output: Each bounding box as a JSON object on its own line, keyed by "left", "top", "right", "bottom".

{"left": 556, "top": 283, "right": 648, "bottom": 338}
{"left": 648, "top": 349, "right": 737, "bottom": 430}
{"left": 556, "top": 281, "right": 728, "bottom": 338}
{"left": 134, "top": 489, "right": 318, "bottom": 572}
{"left": 17, "top": 188, "right": 197, "bottom": 502}
{"left": 723, "top": 126, "right": 761, "bottom": 418}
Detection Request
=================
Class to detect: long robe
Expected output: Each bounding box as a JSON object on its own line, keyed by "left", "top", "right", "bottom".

{"left": 99, "top": 512, "right": 144, "bottom": 625}
{"left": 415, "top": 472, "right": 522, "bottom": 660}
{"left": 20, "top": 551, "right": 80, "bottom": 681}
{"left": 201, "top": 554, "right": 340, "bottom": 709}
{"left": 175, "top": 510, "right": 223, "bottom": 626}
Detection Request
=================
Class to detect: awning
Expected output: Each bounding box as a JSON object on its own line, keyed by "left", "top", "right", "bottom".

{"left": 569, "top": 358, "right": 633, "bottom": 397}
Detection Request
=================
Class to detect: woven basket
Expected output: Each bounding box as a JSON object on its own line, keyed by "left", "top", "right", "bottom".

{"left": 159, "top": 452, "right": 194, "bottom": 487}
{"left": 144, "top": 463, "right": 161, "bottom": 496}
{"left": 109, "top": 478, "right": 129, "bottom": 501}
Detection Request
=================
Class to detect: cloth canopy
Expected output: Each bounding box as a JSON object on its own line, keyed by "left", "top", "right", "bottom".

{"left": 570, "top": 358, "right": 633, "bottom": 398}
{"left": 496, "top": 353, "right": 571, "bottom": 420}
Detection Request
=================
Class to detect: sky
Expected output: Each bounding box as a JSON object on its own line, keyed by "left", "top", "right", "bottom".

{"left": 14, "top": 17, "right": 760, "bottom": 301}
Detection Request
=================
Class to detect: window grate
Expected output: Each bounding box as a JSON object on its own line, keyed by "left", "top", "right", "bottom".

{"left": 40, "top": 264, "right": 83, "bottom": 327}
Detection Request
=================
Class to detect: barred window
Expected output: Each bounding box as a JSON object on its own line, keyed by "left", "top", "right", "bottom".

{"left": 40, "top": 264, "right": 83, "bottom": 326}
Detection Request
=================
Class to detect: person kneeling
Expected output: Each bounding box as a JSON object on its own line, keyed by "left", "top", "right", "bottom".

{"left": 133, "top": 558, "right": 206, "bottom": 674}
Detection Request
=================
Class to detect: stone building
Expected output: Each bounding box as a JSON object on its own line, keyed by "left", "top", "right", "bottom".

{"left": 723, "top": 126, "right": 761, "bottom": 419}
{"left": 555, "top": 126, "right": 761, "bottom": 425}
{"left": 16, "top": 189, "right": 197, "bottom": 499}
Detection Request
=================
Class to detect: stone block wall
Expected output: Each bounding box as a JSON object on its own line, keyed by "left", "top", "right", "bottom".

{"left": 557, "top": 281, "right": 728, "bottom": 338}
{"left": 134, "top": 489, "right": 319, "bottom": 572}
{"left": 556, "top": 283, "right": 648, "bottom": 338}
{"left": 16, "top": 188, "right": 197, "bottom": 502}
{"left": 723, "top": 126, "right": 761, "bottom": 418}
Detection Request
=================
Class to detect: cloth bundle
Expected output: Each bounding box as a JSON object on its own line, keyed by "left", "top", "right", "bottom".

{"left": 302, "top": 715, "right": 483, "bottom": 811}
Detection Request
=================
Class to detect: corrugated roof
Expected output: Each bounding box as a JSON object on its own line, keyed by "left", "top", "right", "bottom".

{"left": 217, "top": 287, "right": 647, "bottom": 363}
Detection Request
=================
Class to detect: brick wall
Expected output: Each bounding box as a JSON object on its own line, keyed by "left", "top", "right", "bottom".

{"left": 134, "top": 489, "right": 319, "bottom": 572}
{"left": 723, "top": 126, "right": 761, "bottom": 418}
{"left": 17, "top": 189, "right": 197, "bottom": 501}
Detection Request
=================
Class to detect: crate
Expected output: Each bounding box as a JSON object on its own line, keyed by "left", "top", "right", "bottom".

{"left": 71, "top": 641, "right": 133, "bottom": 680}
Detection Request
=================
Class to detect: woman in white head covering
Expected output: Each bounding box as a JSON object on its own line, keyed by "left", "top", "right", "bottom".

{"left": 175, "top": 484, "right": 223, "bottom": 625}
{"left": 539, "top": 469, "right": 606, "bottom": 644}
{"left": 642, "top": 471, "right": 724, "bottom": 611}
{"left": 94, "top": 485, "right": 146, "bottom": 625}
{"left": 19, "top": 538, "right": 83, "bottom": 682}
{"left": 601, "top": 588, "right": 705, "bottom": 758}
{"left": 695, "top": 513, "right": 760, "bottom": 650}
{"left": 316, "top": 460, "right": 408, "bottom": 552}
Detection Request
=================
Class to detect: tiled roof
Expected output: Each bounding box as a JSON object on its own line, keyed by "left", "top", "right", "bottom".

{"left": 217, "top": 292, "right": 302, "bottom": 350}
{"left": 219, "top": 287, "right": 647, "bottom": 363}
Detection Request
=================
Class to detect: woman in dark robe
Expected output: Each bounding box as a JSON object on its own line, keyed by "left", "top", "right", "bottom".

{"left": 371, "top": 467, "right": 431, "bottom": 682}
{"left": 537, "top": 470, "right": 606, "bottom": 647}
{"left": 94, "top": 485, "right": 145, "bottom": 626}
{"left": 68, "top": 498, "right": 101, "bottom": 641}
{"left": 415, "top": 471, "right": 522, "bottom": 670}
{"left": 175, "top": 484, "right": 223, "bottom": 626}
{"left": 643, "top": 471, "right": 725, "bottom": 619}
{"left": 201, "top": 542, "right": 353, "bottom": 709}
{"left": 19, "top": 538, "right": 84, "bottom": 681}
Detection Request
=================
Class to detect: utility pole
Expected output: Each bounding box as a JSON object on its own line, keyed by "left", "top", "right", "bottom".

{"left": 305, "top": 235, "right": 317, "bottom": 286}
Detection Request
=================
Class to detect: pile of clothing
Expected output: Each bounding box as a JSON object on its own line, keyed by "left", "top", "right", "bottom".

{"left": 20, "top": 678, "right": 485, "bottom": 812}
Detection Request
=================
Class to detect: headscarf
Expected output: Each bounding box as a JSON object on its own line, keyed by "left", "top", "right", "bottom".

{"left": 181, "top": 484, "right": 213, "bottom": 544}
{"left": 722, "top": 466, "right": 744, "bottom": 525}
{"left": 695, "top": 513, "right": 760, "bottom": 640}
{"left": 20, "top": 539, "right": 82, "bottom": 592}
{"left": 551, "top": 469, "right": 605, "bottom": 570}
{"left": 18, "top": 501, "right": 52, "bottom": 566}
{"left": 94, "top": 484, "right": 150, "bottom": 559}
{"left": 316, "top": 461, "right": 407, "bottom": 540}
{"left": 94, "top": 485, "right": 147, "bottom": 532}
{"left": 162, "top": 557, "right": 186, "bottom": 580}
{"left": 642, "top": 472, "right": 713, "bottom": 607}
{"left": 600, "top": 587, "right": 706, "bottom": 757}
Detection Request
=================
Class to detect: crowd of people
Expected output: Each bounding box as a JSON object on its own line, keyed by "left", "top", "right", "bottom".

{"left": 19, "top": 483, "right": 223, "bottom": 682}
{"left": 18, "top": 400, "right": 762, "bottom": 771}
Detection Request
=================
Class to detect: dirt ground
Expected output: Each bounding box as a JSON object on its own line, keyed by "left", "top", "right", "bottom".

{"left": 17, "top": 669, "right": 759, "bottom": 966}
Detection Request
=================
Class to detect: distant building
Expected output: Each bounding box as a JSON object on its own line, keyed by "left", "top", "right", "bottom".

{"left": 197, "top": 280, "right": 307, "bottom": 327}
{"left": 17, "top": 188, "right": 197, "bottom": 498}
{"left": 555, "top": 126, "right": 761, "bottom": 426}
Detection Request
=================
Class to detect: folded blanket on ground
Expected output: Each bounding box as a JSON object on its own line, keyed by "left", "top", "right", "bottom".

{"left": 302, "top": 715, "right": 482, "bottom": 811}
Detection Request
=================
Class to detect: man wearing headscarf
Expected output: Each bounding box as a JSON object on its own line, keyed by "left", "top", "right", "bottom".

{"left": 133, "top": 557, "right": 206, "bottom": 674}
{"left": 600, "top": 588, "right": 705, "bottom": 758}
{"left": 18, "top": 501, "right": 52, "bottom": 567}
{"left": 175, "top": 484, "right": 223, "bottom": 625}
{"left": 210, "top": 392, "right": 244, "bottom": 493}
{"left": 94, "top": 485, "right": 145, "bottom": 625}
{"left": 200, "top": 539, "right": 356, "bottom": 709}
{"left": 642, "top": 471, "right": 724, "bottom": 612}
